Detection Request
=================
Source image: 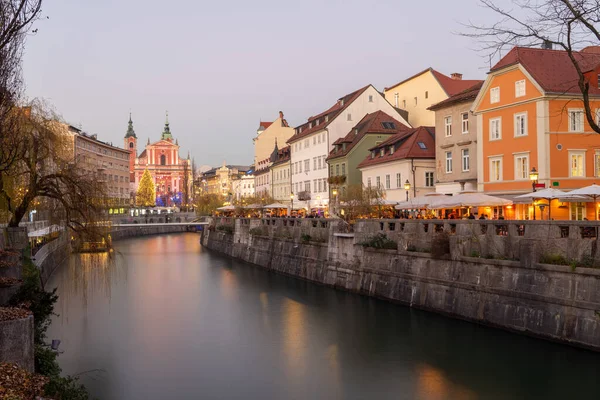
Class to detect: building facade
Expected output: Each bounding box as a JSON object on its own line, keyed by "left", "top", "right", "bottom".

{"left": 472, "top": 46, "right": 600, "bottom": 220}
{"left": 326, "top": 111, "right": 407, "bottom": 196}
{"left": 384, "top": 68, "right": 481, "bottom": 127}
{"left": 358, "top": 126, "right": 436, "bottom": 202}
{"left": 288, "top": 85, "right": 411, "bottom": 210}
{"left": 428, "top": 82, "right": 483, "bottom": 195}
{"left": 231, "top": 174, "right": 255, "bottom": 201}
{"left": 201, "top": 163, "right": 252, "bottom": 199}
{"left": 271, "top": 146, "right": 291, "bottom": 204}
{"left": 72, "top": 127, "right": 130, "bottom": 211}
{"left": 125, "top": 114, "right": 193, "bottom": 207}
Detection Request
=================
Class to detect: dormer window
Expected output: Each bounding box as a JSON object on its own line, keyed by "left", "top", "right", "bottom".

{"left": 309, "top": 122, "right": 313, "bottom": 128}
{"left": 354, "top": 128, "right": 358, "bottom": 135}
{"left": 299, "top": 127, "right": 303, "bottom": 133}
{"left": 390, "top": 146, "right": 394, "bottom": 155}
{"left": 325, "top": 115, "right": 329, "bottom": 122}
{"left": 380, "top": 148, "right": 385, "bottom": 157}
{"left": 342, "top": 143, "right": 346, "bottom": 151}
{"left": 371, "top": 151, "right": 375, "bottom": 159}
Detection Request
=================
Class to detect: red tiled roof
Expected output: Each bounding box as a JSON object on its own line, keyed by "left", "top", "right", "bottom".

{"left": 428, "top": 81, "right": 484, "bottom": 111}
{"left": 327, "top": 111, "right": 410, "bottom": 161}
{"left": 384, "top": 68, "right": 481, "bottom": 96}
{"left": 490, "top": 46, "right": 600, "bottom": 95}
{"left": 287, "top": 85, "right": 371, "bottom": 144}
{"left": 357, "top": 126, "right": 436, "bottom": 169}
{"left": 259, "top": 121, "right": 273, "bottom": 130}
{"left": 138, "top": 149, "right": 147, "bottom": 159}
{"left": 272, "top": 146, "right": 291, "bottom": 167}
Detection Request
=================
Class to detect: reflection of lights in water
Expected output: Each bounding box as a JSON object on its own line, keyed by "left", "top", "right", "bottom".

{"left": 220, "top": 270, "right": 237, "bottom": 300}
{"left": 282, "top": 298, "right": 307, "bottom": 379}
{"left": 415, "top": 364, "right": 477, "bottom": 400}
{"left": 326, "top": 344, "right": 341, "bottom": 397}
{"left": 259, "top": 292, "right": 270, "bottom": 329}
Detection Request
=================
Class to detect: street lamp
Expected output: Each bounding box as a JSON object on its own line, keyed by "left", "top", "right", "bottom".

{"left": 530, "top": 167, "right": 538, "bottom": 220}
{"left": 404, "top": 180, "right": 411, "bottom": 201}
{"left": 332, "top": 188, "right": 338, "bottom": 215}
{"left": 290, "top": 192, "right": 294, "bottom": 216}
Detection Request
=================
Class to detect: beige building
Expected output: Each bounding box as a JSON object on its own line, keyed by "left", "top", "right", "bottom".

{"left": 201, "top": 163, "right": 252, "bottom": 199}
{"left": 384, "top": 68, "right": 481, "bottom": 128}
{"left": 428, "top": 82, "right": 483, "bottom": 195}
{"left": 71, "top": 126, "right": 131, "bottom": 212}
{"left": 253, "top": 112, "right": 294, "bottom": 167}
{"left": 270, "top": 146, "right": 291, "bottom": 203}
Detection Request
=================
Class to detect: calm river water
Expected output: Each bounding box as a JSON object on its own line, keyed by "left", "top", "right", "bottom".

{"left": 47, "top": 233, "right": 600, "bottom": 400}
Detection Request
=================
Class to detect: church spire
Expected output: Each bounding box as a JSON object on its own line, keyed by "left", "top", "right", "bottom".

{"left": 161, "top": 110, "right": 173, "bottom": 141}
{"left": 125, "top": 112, "right": 137, "bottom": 138}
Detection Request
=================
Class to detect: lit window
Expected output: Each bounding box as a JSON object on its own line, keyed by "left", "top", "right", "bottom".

{"left": 462, "top": 113, "right": 469, "bottom": 134}
{"left": 514, "top": 113, "right": 528, "bottom": 137}
{"left": 490, "top": 157, "right": 502, "bottom": 181}
{"left": 570, "top": 151, "right": 585, "bottom": 177}
{"left": 444, "top": 116, "right": 452, "bottom": 137}
{"left": 569, "top": 109, "right": 584, "bottom": 132}
{"left": 490, "top": 87, "right": 500, "bottom": 104}
{"left": 515, "top": 80, "right": 526, "bottom": 97}
{"left": 595, "top": 153, "right": 600, "bottom": 177}
{"left": 490, "top": 118, "right": 502, "bottom": 140}
{"left": 514, "top": 154, "right": 529, "bottom": 180}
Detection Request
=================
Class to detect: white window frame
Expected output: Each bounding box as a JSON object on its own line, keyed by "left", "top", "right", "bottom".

{"left": 445, "top": 151, "right": 453, "bottom": 173}
{"left": 569, "top": 109, "right": 585, "bottom": 132}
{"left": 425, "top": 172, "right": 434, "bottom": 187}
{"left": 385, "top": 174, "right": 390, "bottom": 189}
{"left": 490, "top": 87, "right": 500, "bottom": 104}
{"left": 376, "top": 176, "right": 381, "bottom": 188}
{"left": 515, "top": 80, "right": 526, "bottom": 98}
{"left": 444, "top": 116, "right": 452, "bottom": 137}
{"left": 461, "top": 113, "right": 469, "bottom": 134}
{"left": 569, "top": 150, "right": 586, "bottom": 177}
{"left": 514, "top": 153, "right": 529, "bottom": 180}
{"left": 489, "top": 157, "right": 503, "bottom": 182}
{"left": 595, "top": 152, "right": 600, "bottom": 177}
{"left": 490, "top": 117, "right": 502, "bottom": 141}
{"left": 396, "top": 173, "right": 401, "bottom": 188}
{"left": 514, "top": 112, "right": 528, "bottom": 137}
{"left": 461, "top": 148, "right": 470, "bottom": 172}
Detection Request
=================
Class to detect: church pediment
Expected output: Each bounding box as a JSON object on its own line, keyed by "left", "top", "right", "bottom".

{"left": 148, "top": 139, "right": 179, "bottom": 147}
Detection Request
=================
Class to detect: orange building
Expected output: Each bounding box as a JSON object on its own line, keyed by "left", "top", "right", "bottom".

{"left": 472, "top": 46, "right": 600, "bottom": 220}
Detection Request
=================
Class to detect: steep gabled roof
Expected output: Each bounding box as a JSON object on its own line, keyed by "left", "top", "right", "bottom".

{"left": 287, "top": 85, "right": 371, "bottom": 144}
{"left": 428, "top": 81, "right": 484, "bottom": 111}
{"left": 272, "top": 146, "right": 291, "bottom": 167}
{"left": 327, "top": 111, "right": 409, "bottom": 161}
{"left": 385, "top": 68, "right": 481, "bottom": 96}
{"left": 357, "top": 126, "right": 435, "bottom": 169}
{"left": 258, "top": 121, "right": 273, "bottom": 130}
{"left": 490, "top": 46, "right": 600, "bottom": 95}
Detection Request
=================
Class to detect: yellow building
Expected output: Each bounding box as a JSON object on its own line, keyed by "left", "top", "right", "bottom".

{"left": 384, "top": 68, "right": 481, "bottom": 127}
{"left": 253, "top": 111, "right": 294, "bottom": 167}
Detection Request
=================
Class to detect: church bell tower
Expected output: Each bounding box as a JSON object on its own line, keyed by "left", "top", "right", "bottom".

{"left": 124, "top": 113, "right": 137, "bottom": 182}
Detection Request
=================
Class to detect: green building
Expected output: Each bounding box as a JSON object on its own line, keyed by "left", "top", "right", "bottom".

{"left": 326, "top": 111, "right": 409, "bottom": 196}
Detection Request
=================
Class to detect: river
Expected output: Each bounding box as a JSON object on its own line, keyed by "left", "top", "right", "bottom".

{"left": 47, "top": 233, "right": 600, "bottom": 400}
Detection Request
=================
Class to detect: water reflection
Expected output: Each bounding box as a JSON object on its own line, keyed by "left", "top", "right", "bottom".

{"left": 46, "top": 234, "right": 600, "bottom": 400}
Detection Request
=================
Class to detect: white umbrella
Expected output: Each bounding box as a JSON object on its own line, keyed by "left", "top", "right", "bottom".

{"left": 515, "top": 188, "right": 578, "bottom": 220}
{"left": 264, "top": 203, "right": 289, "bottom": 209}
{"left": 243, "top": 203, "right": 263, "bottom": 209}
{"left": 431, "top": 192, "right": 512, "bottom": 209}
{"left": 565, "top": 184, "right": 600, "bottom": 219}
{"left": 371, "top": 199, "right": 398, "bottom": 206}
{"left": 395, "top": 194, "right": 446, "bottom": 210}
{"left": 216, "top": 205, "right": 236, "bottom": 211}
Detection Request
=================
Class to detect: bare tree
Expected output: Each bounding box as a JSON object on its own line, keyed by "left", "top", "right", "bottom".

{"left": 463, "top": 0, "right": 600, "bottom": 133}
{"left": 0, "top": 101, "right": 106, "bottom": 230}
{"left": 0, "top": 1, "right": 43, "bottom": 200}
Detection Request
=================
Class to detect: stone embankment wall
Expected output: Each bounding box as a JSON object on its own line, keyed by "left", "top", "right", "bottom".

{"left": 111, "top": 224, "right": 190, "bottom": 241}
{"left": 203, "top": 218, "right": 600, "bottom": 351}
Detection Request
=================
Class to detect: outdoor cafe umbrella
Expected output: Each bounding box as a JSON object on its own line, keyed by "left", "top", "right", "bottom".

{"left": 564, "top": 184, "right": 600, "bottom": 220}
{"left": 216, "top": 205, "right": 236, "bottom": 211}
{"left": 395, "top": 194, "right": 446, "bottom": 210}
{"left": 430, "top": 192, "right": 512, "bottom": 209}
{"left": 264, "top": 203, "right": 289, "bottom": 209}
{"left": 514, "top": 188, "right": 576, "bottom": 220}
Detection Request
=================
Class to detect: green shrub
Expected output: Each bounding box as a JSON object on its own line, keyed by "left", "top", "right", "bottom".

{"left": 249, "top": 227, "right": 268, "bottom": 236}
{"left": 470, "top": 250, "right": 480, "bottom": 258}
{"left": 216, "top": 224, "right": 234, "bottom": 233}
{"left": 359, "top": 233, "right": 398, "bottom": 250}
{"left": 301, "top": 233, "right": 312, "bottom": 243}
{"left": 540, "top": 253, "right": 570, "bottom": 266}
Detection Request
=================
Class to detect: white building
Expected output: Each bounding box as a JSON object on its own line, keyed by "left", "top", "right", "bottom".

{"left": 270, "top": 146, "right": 291, "bottom": 203}
{"left": 232, "top": 174, "right": 255, "bottom": 201}
{"left": 358, "top": 126, "right": 436, "bottom": 202}
{"left": 288, "top": 84, "right": 410, "bottom": 210}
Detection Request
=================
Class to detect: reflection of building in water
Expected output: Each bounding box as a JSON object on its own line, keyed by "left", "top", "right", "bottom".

{"left": 415, "top": 363, "right": 477, "bottom": 400}
{"left": 282, "top": 298, "right": 307, "bottom": 379}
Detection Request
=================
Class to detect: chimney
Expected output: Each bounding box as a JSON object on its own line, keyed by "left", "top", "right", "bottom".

{"left": 279, "top": 111, "right": 284, "bottom": 119}
{"left": 542, "top": 39, "right": 553, "bottom": 50}
{"left": 451, "top": 73, "right": 463, "bottom": 80}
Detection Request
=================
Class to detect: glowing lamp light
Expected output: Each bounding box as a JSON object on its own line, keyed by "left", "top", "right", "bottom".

{"left": 529, "top": 167, "right": 538, "bottom": 182}
{"left": 404, "top": 180, "right": 411, "bottom": 191}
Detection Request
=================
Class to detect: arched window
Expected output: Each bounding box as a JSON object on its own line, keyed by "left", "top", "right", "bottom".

{"left": 129, "top": 142, "right": 134, "bottom": 149}
{"left": 160, "top": 155, "right": 166, "bottom": 165}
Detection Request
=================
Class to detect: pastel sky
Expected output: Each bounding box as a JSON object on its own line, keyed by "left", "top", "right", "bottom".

{"left": 22, "top": 0, "right": 500, "bottom": 168}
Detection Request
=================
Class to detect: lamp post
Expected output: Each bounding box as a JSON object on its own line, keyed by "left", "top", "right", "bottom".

{"left": 530, "top": 167, "right": 538, "bottom": 220}
{"left": 404, "top": 180, "right": 411, "bottom": 202}
{"left": 332, "top": 188, "right": 338, "bottom": 216}
{"left": 290, "top": 192, "right": 294, "bottom": 216}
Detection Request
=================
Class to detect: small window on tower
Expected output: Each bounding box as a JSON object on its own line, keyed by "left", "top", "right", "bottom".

{"left": 129, "top": 142, "right": 134, "bottom": 148}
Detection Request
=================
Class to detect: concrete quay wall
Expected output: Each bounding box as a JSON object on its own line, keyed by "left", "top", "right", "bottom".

{"left": 203, "top": 218, "right": 600, "bottom": 351}
{"left": 110, "top": 224, "right": 190, "bottom": 241}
